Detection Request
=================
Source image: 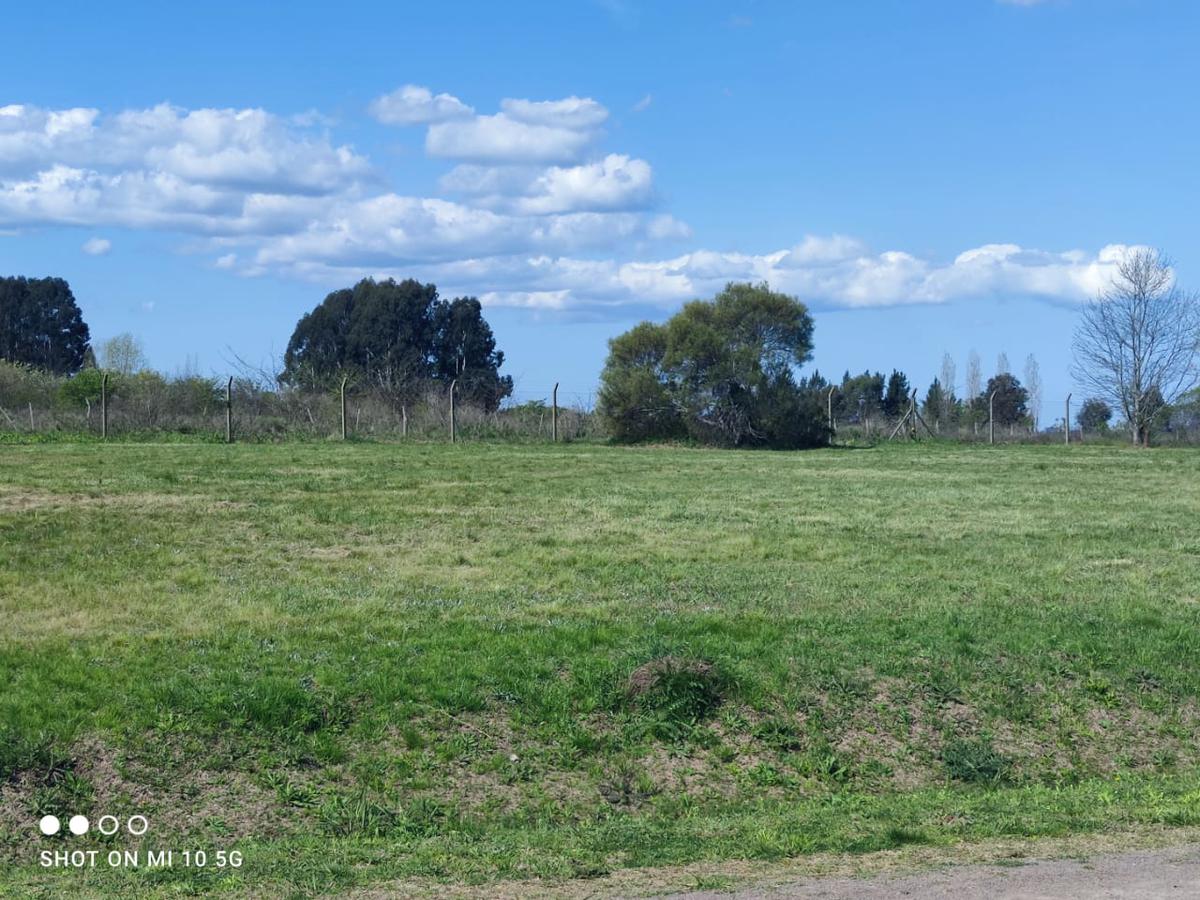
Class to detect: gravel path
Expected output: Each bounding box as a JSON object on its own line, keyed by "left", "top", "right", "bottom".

{"left": 658, "top": 845, "right": 1200, "bottom": 899}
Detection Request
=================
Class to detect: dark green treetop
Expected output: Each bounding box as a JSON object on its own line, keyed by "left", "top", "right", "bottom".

{"left": 0, "top": 276, "right": 92, "bottom": 375}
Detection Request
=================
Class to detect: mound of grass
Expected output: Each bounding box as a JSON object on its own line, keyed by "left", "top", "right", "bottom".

{"left": 625, "top": 655, "right": 729, "bottom": 733}
{"left": 942, "top": 737, "right": 1011, "bottom": 785}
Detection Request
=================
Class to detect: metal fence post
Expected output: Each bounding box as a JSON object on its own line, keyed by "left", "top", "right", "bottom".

{"left": 1064, "top": 394, "right": 1071, "bottom": 445}
{"left": 552, "top": 382, "right": 559, "bottom": 442}
{"left": 449, "top": 379, "right": 457, "bottom": 443}
{"left": 340, "top": 376, "right": 348, "bottom": 440}
{"left": 101, "top": 372, "right": 109, "bottom": 440}
{"left": 988, "top": 390, "right": 996, "bottom": 445}
{"left": 226, "top": 376, "right": 234, "bottom": 443}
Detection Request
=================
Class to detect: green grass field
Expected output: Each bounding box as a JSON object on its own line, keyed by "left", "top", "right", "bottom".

{"left": 2, "top": 440, "right": 1200, "bottom": 897}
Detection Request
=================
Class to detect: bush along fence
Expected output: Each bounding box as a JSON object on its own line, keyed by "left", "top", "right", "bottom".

{"left": 823, "top": 386, "right": 1200, "bottom": 446}
{"left": 3, "top": 360, "right": 1198, "bottom": 446}
{"left": 0, "top": 362, "right": 600, "bottom": 443}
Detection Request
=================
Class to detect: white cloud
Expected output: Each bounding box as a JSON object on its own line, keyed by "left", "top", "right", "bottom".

{"left": 425, "top": 95, "right": 608, "bottom": 164}
{"left": 0, "top": 98, "right": 1138, "bottom": 320}
{"left": 250, "top": 191, "right": 659, "bottom": 270}
{"left": 632, "top": 94, "right": 653, "bottom": 113}
{"left": 0, "top": 103, "right": 369, "bottom": 195}
{"left": 369, "top": 85, "right": 474, "bottom": 125}
{"left": 779, "top": 234, "right": 868, "bottom": 265}
{"left": 0, "top": 164, "right": 331, "bottom": 234}
{"left": 0, "top": 103, "right": 373, "bottom": 240}
{"left": 81, "top": 236, "right": 111, "bottom": 255}
{"left": 252, "top": 240, "right": 1142, "bottom": 313}
{"left": 441, "top": 154, "right": 654, "bottom": 214}
{"left": 499, "top": 96, "right": 608, "bottom": 129}
{"left": 646, "top": 214, "right": 691, "bottom": 241}
{"left": 426, "top": 113, "right": 595, "bottom": 164}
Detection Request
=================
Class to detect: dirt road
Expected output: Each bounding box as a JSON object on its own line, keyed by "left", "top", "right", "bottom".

{"left": 659, "top": 845, "right": 1200, "bottom": 899}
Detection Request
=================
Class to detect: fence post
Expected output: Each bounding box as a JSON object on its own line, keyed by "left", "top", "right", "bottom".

{"left": 340, "top": 376, "right": 348, "bottom": 440}
{"left": 552, "top": 383, "right": 559, "bottom": 442}
{"left": 101, "top": 372, "right": 109, "bottom": 440}
{"left": 401, "top": 403, "right": 408, "bottom": 438}
{"left": 1064, "top": 393, "right": 1071, "bottom": 445}
{"left": 449, "top": 379, "right": 458, "bottom": 443}
{"left": 28, "top": 402, "right": 34, "bottom": 431}
{"left": 827, "top": 385, "right": 836, "bottom": 442}
{"left": 988, "top": 390, "right": 997, "bottom": 445}
{"left": 225, "top": 376, "right": 234, "bottom": 443}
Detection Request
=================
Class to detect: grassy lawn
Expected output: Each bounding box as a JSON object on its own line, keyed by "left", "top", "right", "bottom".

{"left": 2, "top": 440, "right": 1200, "bottom": 897}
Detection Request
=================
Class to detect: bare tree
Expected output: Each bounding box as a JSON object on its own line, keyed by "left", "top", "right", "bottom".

{"left": 996, "top": 352, "right": 1010, "bottom": 376}
{"left": 965, "top": 350, "right": 982, "bottom": 401}
{"left": 940, "top": 352, "right": 957, "bottom": 424}
{"left": 1023, "top": 354, "right": 1042, "bottom": 431}
{"left": 1072, "top": 248, "right": 1200, "bottom": 446}
{"left": 100, "top": 332, "right": 147, "bottom": 375}
{"left": 940, "top": 353, "right": 956, "bottom": 397}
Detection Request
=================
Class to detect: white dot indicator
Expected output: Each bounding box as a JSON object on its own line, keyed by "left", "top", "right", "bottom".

{"left": 68, "top": 815, "right": 89, "bottom": 835}
{"left": 38, "top": 815, "right": 60, "bottom": 835}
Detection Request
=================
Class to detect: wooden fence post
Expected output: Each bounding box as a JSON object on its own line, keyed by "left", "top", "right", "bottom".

{"left": 226, "top": 376, "right": 234, "bottom": 443}
{"left": 28, "top": 402, "right": 34, "bottom": 431}
{"left": 552, "top": 382, "right": 559, "bottom": 442}
{"left": 449, "top": 379, "right": 458, "bottom": 443}
{"left": 988, "top": 390, "right": 997, "bottom": 445}
{"left": 1064, "top": 393, "right": 1071, "bottom": 445}
{"left": 101, "top": 372, "right": 109, "bottom": 440}
{"left": 827, "top": 385, "right": 836, "bottom": 442}
{"left": 340, "top": 376, "right": 348, "bottom": 440}
{"left": 401, "top": 403, "right": 408, "bottom": 438}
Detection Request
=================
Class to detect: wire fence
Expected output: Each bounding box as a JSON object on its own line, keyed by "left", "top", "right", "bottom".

{"left": 0, "top": 370, "right": 603, "bottom": 443}
{"left": 3, "top": 362, "right": 1198, "bottom": 446}
{"left": 826, "top": 391, "right": 1200, "bottom": 445}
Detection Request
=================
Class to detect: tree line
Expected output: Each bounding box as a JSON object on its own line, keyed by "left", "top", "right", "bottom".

{"left": 2, "top": 246, "right": 1198, "bottom": 447}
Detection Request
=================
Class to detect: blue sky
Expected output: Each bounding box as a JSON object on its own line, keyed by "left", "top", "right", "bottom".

{"left": 2, "top": 0, "right": 1197, "bottom": 417}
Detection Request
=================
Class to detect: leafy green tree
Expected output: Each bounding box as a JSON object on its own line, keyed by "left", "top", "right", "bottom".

{"left": 839, "top": 370, "right": 884, "bottom": 427}
{"left": 922, "top": 378, "right": 959, "bottom": 430}
{"left": 599, "top": 282, "right": 826, "bottom": 448}
{"left": 882, "top": 369, "right": 911, "bottom": 419}
{"left": 283, "top": 278, "right": 436, "bottom": 393}
{"left": 58, "top": 368, "right": 119, "bottom": 408}
{"left": 597, "top": 322, "right": 683, "bottom": 442}
{"left": 1077, "top": 397, "right": 1112, "bottom": 434}
{"left": 921, "top": 374, "right": 950, "bottom": 427}
{"left": 282, "top": 278, "right": 512, "bottom": 410}
{"left": 430, "top": 297, "right": 513, "bottom": 409}
{"left": 0, "top": 276, "right": 91, "bottom": 374}
{"left": 0, "top": 360, "right": 58, "bottom": 408}
{"left": 973, "top": 373, "right": 1028, "bottom": 426}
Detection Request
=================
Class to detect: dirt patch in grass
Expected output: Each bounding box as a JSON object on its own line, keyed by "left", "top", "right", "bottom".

{"left": 0, "top": 486, "right": 245, "bottom": 514}
{"left": 0, "top": 735, "right": 305, "bottom": 863}
{"left": 299, "top": 545, "right": 357, "bottom": 561}
{"left": 991, "top": 697, "right": 1200, "bottom": 780}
